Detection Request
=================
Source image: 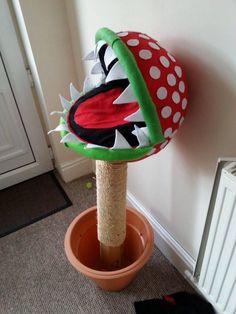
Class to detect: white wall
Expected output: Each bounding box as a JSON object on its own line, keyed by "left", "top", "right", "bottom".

{"left": 15, "top": 0, "right": 92, "bottom": 181}
{"left": 68, "top": 0, "right": 236, "bottom": 260}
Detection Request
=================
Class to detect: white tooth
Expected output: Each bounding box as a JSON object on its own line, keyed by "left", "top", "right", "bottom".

{"left": 124, "top": 108, "right": 145, "bottom": 122}
{"left": 83, "top": 50, "right": 96, "bottom": 61}
{"left": 59, "top": 95, "right": 72, "bottom": 111}
{"left": 70, "top": 83, "right": 81, "bottom": 102}
{"left": 105, "top": 61, "right": 127, "bottom": 83}
{"left": 86, "top": 143, "right": 107, "bottom": 149}
{"left": 140, "top": 127, "right": 149, "bottom": 138}
{"left": 132, "top": 125, "right": 149, "bottom": 147}
{"left": 83, "top": 76, "right": 94, "bottom": 94}
{"left": 113, "top": 85, "right": 136, "bottom": 105}
{"left": 111, "top": 130, "right": 131, "bottom": 149}
{"left": 95, "top": 40, "right": 106, "bottom": 57}
{"left": 104, "top": 46, "right": 117, "bottom": 69}
{"left": 48, "top": 124, "right": 69, "bottom": 134}
{"left": 60, "top": 133, "right": 84, "bottom": 144}
{"left": 91, "top": 62, "right": 104, "bottom": 74}
{"left": 95, "top": 73, "right": 106, "bottom": 87}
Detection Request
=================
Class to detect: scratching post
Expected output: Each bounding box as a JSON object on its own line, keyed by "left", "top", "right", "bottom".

{"left": 96, "top": 160, "right": 127, "bottom": 270}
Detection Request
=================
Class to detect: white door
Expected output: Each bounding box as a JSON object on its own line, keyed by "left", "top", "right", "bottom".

{"left": 0, "top": 0, "right": 53, "bottom": 189}
{"left": 0, "top": 56, "right": 35, "bottom": 174}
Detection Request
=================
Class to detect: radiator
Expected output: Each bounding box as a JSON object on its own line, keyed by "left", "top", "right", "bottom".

{"left": 187, "top": 160, "right": 236, "bottom": 314}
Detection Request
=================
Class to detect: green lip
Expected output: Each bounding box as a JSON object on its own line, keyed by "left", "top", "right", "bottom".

{"left": 60, "top": 28, "right": 164, "bottom": 162}
{"left": 62, "top": 134, "right": 153, "bottom": 162}
{"left": 95, "top": 28, "right": 164, "bottom": 146}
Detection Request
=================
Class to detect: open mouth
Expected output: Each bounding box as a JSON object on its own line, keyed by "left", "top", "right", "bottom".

{"left": 66, "top": 41, "right": 149, "bottom": 149}
{"left": 49, "top": 28, "right": 188, "bottom": 162}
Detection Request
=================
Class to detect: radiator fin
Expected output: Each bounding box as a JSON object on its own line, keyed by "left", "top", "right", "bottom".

{"left": 197, "top": 162, "right": 236, "bottom": 314}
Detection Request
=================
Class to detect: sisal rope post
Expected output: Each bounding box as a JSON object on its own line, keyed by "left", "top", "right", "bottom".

{"left": 96, "top": 160, "right": 127, "bottom": 270}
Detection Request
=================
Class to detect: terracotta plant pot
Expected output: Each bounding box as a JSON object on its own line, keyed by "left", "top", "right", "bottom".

{"left": 64, "top": 206, "right": 154, "bottom": 292}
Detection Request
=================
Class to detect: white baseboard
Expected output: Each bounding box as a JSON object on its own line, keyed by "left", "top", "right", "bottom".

{"left": 127, "top": 191, "right": 196, "bottom": 276}
{"left": 56, "top": 157, "right": 93, "bottom": 182}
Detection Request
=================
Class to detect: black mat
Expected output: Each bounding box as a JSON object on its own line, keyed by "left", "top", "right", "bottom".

{"left": 0, "top": 171, "right": 72, "bottom": 237}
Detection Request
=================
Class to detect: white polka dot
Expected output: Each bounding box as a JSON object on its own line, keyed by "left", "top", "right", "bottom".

{"left": 170, "top": 130, "right": 178, "bottom": 138}
{"left": 149, "top": 66, "right": 161, "bottom": 79}
{"left": 173, "top": 112, "right": 181, "bottom": 123}
{"left": 182, "top": 98, "right": 187, "bottom": 110}
{"left": 139, "top": 34, "right": 150, "bottom": 40}
{"left": 118, "top": 32, "right": 128, "bottom": 37}
{"left": 161, "top": 106, "right": 172, "bottom": 118}
{"left": 160, "top": 140, "right": 168, "bottom": 149}
{"left": 167, "top": 74, "right": 176, "bottom": 86}
{"left": 127, "top": 39, "right": 139, "bottom": 46}
{"left": 167, "top": 52, "right": 176, "bottom": 62}
{"left": 175, "top": 66, "right": 182, "bottom": 78}
{"left": 157, "top": 87, "right": 167, "bottom": 100}
{"left": 139, "top": 49, "right": 152, "bottom": 60}
{"left": 179, "top": 117, "right": 184, "bottom": 125}
{"left": 148, "top": 42, "right": 160, "bottom": 50}
{"left": 160, "top": 56, "right": 170, "bottom": 68}
{"left": 179, "top": 81, "right": 185, "bottom": 93}
{"left": 164, "top": 128, "right": 172, "bottom": 138}
{"left": 172, "top": 91, "right": 180, "bottom": 104}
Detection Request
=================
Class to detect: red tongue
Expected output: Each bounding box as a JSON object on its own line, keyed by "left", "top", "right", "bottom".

{"left": 73, "top": 87, "right": 139, "bottom": 129}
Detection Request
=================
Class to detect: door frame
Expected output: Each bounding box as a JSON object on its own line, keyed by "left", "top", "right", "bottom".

{"left": 0, "top": 0, "right": 53, "bottom": 189}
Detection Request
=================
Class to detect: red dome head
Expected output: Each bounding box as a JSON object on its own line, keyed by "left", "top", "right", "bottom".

{"left": 54, "top": 28, "right": 188, "bottom": 162}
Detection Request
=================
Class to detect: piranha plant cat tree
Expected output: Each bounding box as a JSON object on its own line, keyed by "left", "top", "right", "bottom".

{"left": 49, "top": 28, "right": 188, "bottom": 291}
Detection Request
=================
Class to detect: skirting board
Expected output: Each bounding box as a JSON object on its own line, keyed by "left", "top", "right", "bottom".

{"left": 127, "top": 191, "right": 196, "bottom": 276}
{"left": 56, "top": 157, "right": 93, "bottom": 182}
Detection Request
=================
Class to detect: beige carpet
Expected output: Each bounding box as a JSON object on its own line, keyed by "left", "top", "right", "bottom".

{"left": 0, "top": 173, "right": 194, "bottom": 314}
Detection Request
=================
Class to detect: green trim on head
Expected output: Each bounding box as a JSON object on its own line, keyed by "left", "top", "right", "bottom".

{"left": 60, "top": 128, "right": 152, "bottom": 162}
{"left": 95, "top": 27, "right": 164, "bottom": 145}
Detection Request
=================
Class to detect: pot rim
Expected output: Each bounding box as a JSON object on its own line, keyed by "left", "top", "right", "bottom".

{"left": 64, "top": 206, "right": 154, "bottom": 279}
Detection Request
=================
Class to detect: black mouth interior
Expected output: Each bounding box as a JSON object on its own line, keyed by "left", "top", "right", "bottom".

{"left": 71, "top": 120, "right": 146, "bottom": 147}
{"left": 68, "top": 81, "right": 146, "bottom": 147}
{"left": 98, "top": 44, "right": 118, "bottom": 76}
